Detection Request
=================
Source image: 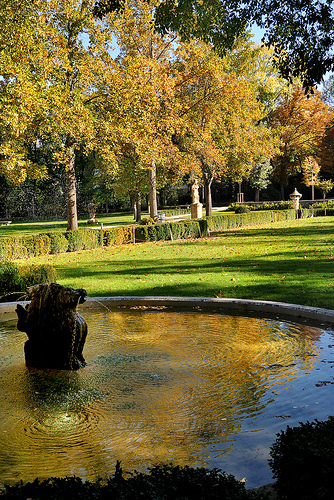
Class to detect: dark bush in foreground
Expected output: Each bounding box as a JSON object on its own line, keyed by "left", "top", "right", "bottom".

{"left": 0, "top": 464, "right": 268, "bottom": 499}
{"left": 269, "top": 417, "right": 334, "bottom": 500}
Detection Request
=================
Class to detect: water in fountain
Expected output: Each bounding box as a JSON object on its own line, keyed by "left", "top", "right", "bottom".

{"left": 1, "top": 308, "right": 334, "bottom": 489}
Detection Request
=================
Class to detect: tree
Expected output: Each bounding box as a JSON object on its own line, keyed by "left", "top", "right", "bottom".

{"left": 315, "top": 179, "right": 334, "bottom": 201}
{"left": 249, "top": 158, "right": 274, "bottom": 202}
{"left": 268, "top": 87, "right": 332, "bottom": 199}
{"left": 302, "top": 157, "right": 321, "bottom": 201}
{"left": 174, "top": 38, "right": 279, "bottom": 214}
{"left": 0, "top": 0, "right": 118, "bottom": 230}
{"left": 102, "top": 0, "right": 185, "bottom": 221}
{"left": 94, "top": 0, "right": 334, "bottom": 89}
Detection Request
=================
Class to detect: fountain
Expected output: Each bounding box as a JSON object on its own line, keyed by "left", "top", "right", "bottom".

{"left": 1, "top": 296, "right": 334, "bottom": 489}
{"left": 15, "top": 283, "right": 88, "bottom": 370}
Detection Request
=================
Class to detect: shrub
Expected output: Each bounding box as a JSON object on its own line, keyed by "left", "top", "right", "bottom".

{"left": 0, "top": 464, "right": 268, "bottom": 499}
{"left": 0, "top": 261, "right": 22, "bottom": 296}
{"left": 269, "top": 417, "right": 334, "bottom": 500}
{"left": 47, "top": 232, "right": 69, "bottom": 254}
{"left": 234, "top": 205, "right": 250, "bottom": 214}
{"left": 81, "top": 228, "right": 104, "bottom": 250}
{"left": 20, "top": 264, "right": 57, "bottom": 289}
{"left": 140, "top": 216, "right": 155, "bottom": 225}
{"left": 104, "top": 226, "right": 133, "bottom": 246}
{"left": 33, "top": 234, "right": 52, "bottom": 256}
{"left": 65, "top": 230, "right": 85, "bottom": 252}
{"left": 0, "top": 262, "right": 57, "bottom": 301}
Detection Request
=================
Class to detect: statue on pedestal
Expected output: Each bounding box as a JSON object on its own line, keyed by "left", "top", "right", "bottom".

{"left": 191, "top": 179, "right": 200, "bottom": 204}
{"left": 191, "top": 180, "right": 203, "bottom": 219}
{"left": 87, "top": 200, "right": 98, "bottom": 224}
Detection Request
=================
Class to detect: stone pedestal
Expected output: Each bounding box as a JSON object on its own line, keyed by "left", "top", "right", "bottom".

{"left": 290, "top": 188, "right": 302, "bottom": 210}
{"left": 191, "top": 203, "right": 203, "bottom": 219}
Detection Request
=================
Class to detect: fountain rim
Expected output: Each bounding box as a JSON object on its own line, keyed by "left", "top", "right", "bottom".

{"left": 1, "top": 296, "right": 334, "bottom": 325}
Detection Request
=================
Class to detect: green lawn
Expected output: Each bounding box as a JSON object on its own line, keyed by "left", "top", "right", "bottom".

{"left": 16, "top": 216, "right": 334, "bottom": 310}
{"left": 0, "top": 212, "right": 138, "bottom": 237}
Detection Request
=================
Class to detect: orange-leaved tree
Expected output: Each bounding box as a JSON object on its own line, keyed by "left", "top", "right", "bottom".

{"left": 174, "top": 38, "right": 279, "bottom": 215}
{"left": 268, "top": 87, "right": 332, "bottom": 200}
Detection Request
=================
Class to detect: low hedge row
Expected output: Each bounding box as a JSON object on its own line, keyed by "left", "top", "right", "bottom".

{"left": 135, "top": 210, "right": 297, "bottom": 242}
{"left": 229, "top": 201, "right": 293, "bottom": 211}
{"left": 0, "top": 210, "right": 300, "bottom": 260}
{"left": 135, "top": 219, "right": 208, "bottom": 242}
{"left": 0, "top": 226, "right": 133, "bottom": 260}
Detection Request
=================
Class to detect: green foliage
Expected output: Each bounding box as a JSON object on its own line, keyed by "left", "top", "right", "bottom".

{"left": 228, "top": 201, "right": 293, "bottom": 212}
{"left": 81, "top": 229, "right": 104, "bottom": 250}
{"left": 0, "top": 261, "right": 22, "bottom": 295}
{"left": 0, "top": 463, "right": 267, "bottom": 499}
{"left": 104, "top": 226, "right": 133, "bottom": 246}
{"left": 140, "top": 217, "right": 156, "bottom": 225}
{"left": 234, "top": 206, "right": 250, "bottom": 214}
{"left": 32, "top": 234, "right": 51, "bottom": 256}
{"left": 19, "top": 264, "right": 56, "bottom": 289}
{"left": 65, "top": 231, "right": 85, "bottom": 252}
{"left": 269, "top": 417, "right": 334, "bottom": 500}
{"left": 47, "top": 232, "right": 69, "bottom": 254}
{"left": 0, "top": 261, "right": 56, "bottom": 301}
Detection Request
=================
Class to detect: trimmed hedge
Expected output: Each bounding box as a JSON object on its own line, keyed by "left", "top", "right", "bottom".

{"left": 47, "top": 232, "right": 69, "bottom": 254}
{"left": 104, "top": 225, "right": 133, "bottom": 246}
{"left": 0, "top": 209, "right": 309, "bottom": 259}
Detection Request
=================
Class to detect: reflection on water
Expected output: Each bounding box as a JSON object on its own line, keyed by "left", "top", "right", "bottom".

{"left": 1, "top": 310, "right": 334, "bottom": 489}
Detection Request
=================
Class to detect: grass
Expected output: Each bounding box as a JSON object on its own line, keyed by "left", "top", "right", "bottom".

{"left": 0, "top": 212, "right": 138, "bottom": 237}
{"left": 15, "top": 216, "right": 334, "bottom": 310}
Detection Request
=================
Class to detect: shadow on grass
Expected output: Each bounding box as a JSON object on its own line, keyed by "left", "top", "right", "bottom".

{"left": 57, "top": 250, "right": 334, "bottom": 310}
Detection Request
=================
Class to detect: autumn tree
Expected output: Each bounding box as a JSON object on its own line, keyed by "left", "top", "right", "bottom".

{"left": 315, "top": 179, "right": 334, "bottom": 201}
{"left": 95, "top": 0, "right": 334, "bottom": 89}
{"left": 101, "top": 0, "right": 184, "bottom": 221}
{"left": 174, "top": 38, "right": 279, "bottom": 215}
{"left": 302, "top": 157, "right": 321, "bottom": 201}
{"left": 0, "top": 0, "right": 118, "bottom": 230}
{"left": 268, "top": 87, "right": 332, "bottom": 200}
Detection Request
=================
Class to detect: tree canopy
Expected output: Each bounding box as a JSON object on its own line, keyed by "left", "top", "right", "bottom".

{"left": 94, "top": 0, "right": 334, "bottom": 89}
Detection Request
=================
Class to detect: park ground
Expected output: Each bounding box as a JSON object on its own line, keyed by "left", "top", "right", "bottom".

{"left": 13, "top": 215, "right": 334, "bottom": 311}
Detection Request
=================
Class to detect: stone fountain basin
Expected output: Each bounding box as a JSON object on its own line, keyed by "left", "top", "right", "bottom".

{"left": 2, "top": 296, "right": 334, "bottom": 324}
{"left": 1, "top": 296, "right": 334, "bottom": 490}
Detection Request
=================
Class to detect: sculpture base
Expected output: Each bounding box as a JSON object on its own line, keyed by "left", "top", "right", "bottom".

{"left": 191, "top": 203, "right": 203, "bottom": 219}
{"left": 87, "top": 218, "right": 99, "bottom": 225}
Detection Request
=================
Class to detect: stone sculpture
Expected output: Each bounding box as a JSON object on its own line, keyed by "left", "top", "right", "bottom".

{"left": 87, "top": 200, "right": 98, "bottom": 224}
{"left": 191, "top": 179, "right": 200, "bottom": 204}
{"left": 191, "top": 179, "right": 202, "bottom": 219}
{"left": 16, "top": 283, "right": 88, "bottom": 370}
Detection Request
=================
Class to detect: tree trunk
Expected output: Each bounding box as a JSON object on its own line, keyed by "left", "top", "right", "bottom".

{"left": 136, "top": 191, "right": 142, "bottom": 222}
{"left": 65, "top": 143, "right": 78, "bottom": 231}
{"left": 203, "top": 173, "right": 213, "bottom": 217}
{"left": 278, "top": 160, "right": 286, "bottom": 201}
{"left": 149, "top": 161, "right": 158, "bottom": 221}
{"left": 255, "top": 188, "right": 260, "bottom": 202}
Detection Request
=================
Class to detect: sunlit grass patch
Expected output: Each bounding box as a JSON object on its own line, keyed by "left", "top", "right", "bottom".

{"left": 15, "top": 217, "right": 334, "bottom": 310}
